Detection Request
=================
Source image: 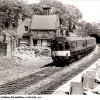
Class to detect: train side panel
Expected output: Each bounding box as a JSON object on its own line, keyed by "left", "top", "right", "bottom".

{"left": 86, "top": 38, "right": 96, "bottom": 48}
{"left": 51, "top": 36, "right": 96, "bottom": 65}
{"left": 69, "top": 39, "right": 87, "bottom": 57}
{"left": 70, "top": 40, "right": 87, "bottom": 52}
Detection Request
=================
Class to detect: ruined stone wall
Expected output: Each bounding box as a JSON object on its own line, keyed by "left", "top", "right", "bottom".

{"left": 14, "top": 46, "right": 51, "bottom": 58}
{"left": 0, "top": 43, "right": 7, "bottom": 56}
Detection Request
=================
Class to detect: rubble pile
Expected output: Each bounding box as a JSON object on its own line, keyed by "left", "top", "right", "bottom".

{"left": 14, "top": 46, "right": 51, "bottom": 56}
{"left": 14, "top": 46, "right": 51, "bottom": 64}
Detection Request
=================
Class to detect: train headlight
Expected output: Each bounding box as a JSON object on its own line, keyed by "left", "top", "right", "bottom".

{"left": 66, "top": 51, "right": 71, "bottom": 56}
{"left": 66, "top": 53, "right": 69, "bottom": 59}
{"left": 66, "top": 53, "right": 68, "bottom": 56}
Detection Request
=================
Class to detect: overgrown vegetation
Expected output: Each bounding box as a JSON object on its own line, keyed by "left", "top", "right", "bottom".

{"left": 30, "top": 0, "right": 83, "bottom": 32}
{"left": 0, "top": 0, "right": 82, "bottom": 32}
{"left": 79, "top": 20, "right": 99, "bottom": 36}
{"left": 0, "top": 0, "right": 32, "bottom": 29}
{"left": 0, "top": 0, "right": 99, "bottom": 36}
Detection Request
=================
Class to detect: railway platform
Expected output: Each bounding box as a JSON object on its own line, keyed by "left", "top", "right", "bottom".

{"left": 53, "top": 58, "right": 100, "bottom": 95}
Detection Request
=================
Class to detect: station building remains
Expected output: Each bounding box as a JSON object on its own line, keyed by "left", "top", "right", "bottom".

{"left": 17, "top": 7, "right": 60, "bottom": 47}
{"left": 0, "top": 29, "right": 16, "bottom": 57}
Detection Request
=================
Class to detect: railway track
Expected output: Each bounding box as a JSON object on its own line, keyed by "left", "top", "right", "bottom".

{"left": 32, "top": 46, "right": 100, "bottom": 95}
{"left": 38, "top": 64, "right": 94, "bottom": 94}
{"left": 0, "top": 66, "right": 64, "bottom": 95}
{"left": 0, "top": 45, "right": 99, "bottom": 95}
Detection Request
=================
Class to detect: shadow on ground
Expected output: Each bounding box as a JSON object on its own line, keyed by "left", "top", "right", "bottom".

{"left": 41, "top": 61, "right": 70, "bottom": 68}
{"left": 41, "top": 62, "right": 54, "bottom": 68}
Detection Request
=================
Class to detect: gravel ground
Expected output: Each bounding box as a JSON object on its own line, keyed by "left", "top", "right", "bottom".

{"left": 0, "top": 56, "right": 52, "bottom": 85}
{"left": 0, "top": 45, "right": 99, "bottom": 89}
{"left": 10, "top": 45, "right": 100, "bottom": 95}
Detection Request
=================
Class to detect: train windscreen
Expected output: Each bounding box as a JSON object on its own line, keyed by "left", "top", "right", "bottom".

{"left": 58, "top": 43, "right": 63, "bottom": 50}
{"left": 57, "top": 42, "right": 70, "bottom": 50}
{"left": 51, "top": 37, "right": 70, "bottom": 51}
{"left": 51, "top": 41, "right": 70, "bottom": 51}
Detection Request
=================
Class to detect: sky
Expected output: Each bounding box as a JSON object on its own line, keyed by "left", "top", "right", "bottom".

{"left": 25, "top": 0, "right": 100, "bottom": 23}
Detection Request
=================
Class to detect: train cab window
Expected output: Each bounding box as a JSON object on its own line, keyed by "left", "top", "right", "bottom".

{"left": 65, "top": 42, "right": 70, "bottom": 49}
{"left": 58, "top": 43, "right": 63, "bottom": 50}
{"left": 51, "top": 41, "right": 58, "bottom": 50}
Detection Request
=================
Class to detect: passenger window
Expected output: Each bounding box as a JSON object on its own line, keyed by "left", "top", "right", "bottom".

{"left": 24, "top": 26, "right": 28, "bottom": 31}
{"left": 65, "top": 42, "right": 70, "bottom": 49}
{"left": 71, "top": 43, "right": 76, "bottom": 49}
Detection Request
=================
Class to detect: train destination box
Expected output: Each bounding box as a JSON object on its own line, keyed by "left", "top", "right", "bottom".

{"left": 82, "top": 74, "right": 95, "bottom": 90}
{"left": 69, "top": 82, "right": 83, "bottom": 95}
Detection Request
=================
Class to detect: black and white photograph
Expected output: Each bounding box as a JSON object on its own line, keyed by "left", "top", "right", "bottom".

{"left": 0, "top": 0, "right": 100, "bottom": 98}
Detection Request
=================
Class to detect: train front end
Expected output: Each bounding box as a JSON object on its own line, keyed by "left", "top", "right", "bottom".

{"left": 51, "top": 37, "right": 71, "bottom": 65}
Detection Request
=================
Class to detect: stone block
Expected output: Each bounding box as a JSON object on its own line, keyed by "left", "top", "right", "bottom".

{"left": 86, "top": 71, "right": 96, "bottom": 78}
{"left": 69, "top": 82, "right": 83, "bottom": 95}
{"left": 96, "top": 69, "right": 100, "bottom": 82}
{"left": 96, "top": 63, "right": 100, "bottom": 70}
{"left": 82, "top": 75, "right": 95, "bottom": 90}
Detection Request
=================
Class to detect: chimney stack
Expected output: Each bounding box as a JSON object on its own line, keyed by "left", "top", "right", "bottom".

{"left": 43, "top": 5, "right": 51, "bottom": 15}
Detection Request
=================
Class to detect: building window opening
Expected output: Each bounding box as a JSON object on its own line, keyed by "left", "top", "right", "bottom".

{"left": 33, "top": 40, "right": 37, "bottom": 46}
{"left": 24, "top": 26, "right": 28, "bottom": 31}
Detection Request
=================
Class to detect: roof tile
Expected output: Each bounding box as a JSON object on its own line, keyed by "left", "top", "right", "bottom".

{"left": 30, "top": 15, "right": 59, "bottom": 30}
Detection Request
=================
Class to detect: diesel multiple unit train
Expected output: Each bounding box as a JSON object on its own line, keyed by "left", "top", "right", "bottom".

{"left": 51, "top": 36, "right": 96, "bottom": 65}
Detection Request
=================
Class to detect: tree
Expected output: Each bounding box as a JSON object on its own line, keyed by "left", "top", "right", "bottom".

{"left": 31, "top": 0, "right": 82, "bottom": 32}
{"left": 0, "top": 0, "right": 32, "bottom": 29}
{"left": 0, "top": 0, "right": 83, "bottom": 33}
{"left": 79, "top": 20, "right": 99, "bottom": 36}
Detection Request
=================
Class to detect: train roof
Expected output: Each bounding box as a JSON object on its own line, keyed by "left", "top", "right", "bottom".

{"left": 55, "top": 36, "right": 95, "bottom": 42}
{"left": 66, "top": 37, "right": 95, "bottom": 41}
